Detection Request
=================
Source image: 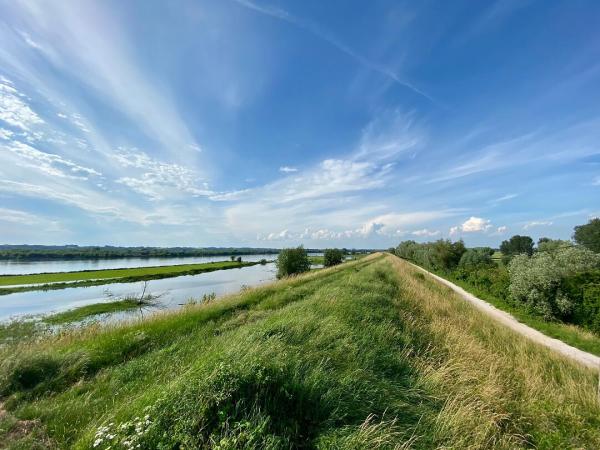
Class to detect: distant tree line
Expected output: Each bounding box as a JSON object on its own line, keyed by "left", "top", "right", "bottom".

{"left": 394, "top": 218, "right": 600, "bottom": 335}
{"left": 0, "top": 245, "right": 375, "bottom": 261}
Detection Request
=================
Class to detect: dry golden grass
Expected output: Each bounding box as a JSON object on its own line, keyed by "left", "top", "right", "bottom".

{"left": 389, "top": 255, "right": 600, "bottom": 449}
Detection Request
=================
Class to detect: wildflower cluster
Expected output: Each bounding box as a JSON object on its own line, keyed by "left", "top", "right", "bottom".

{"left": 93, "top": 413, "right": 152, "bottom": 449}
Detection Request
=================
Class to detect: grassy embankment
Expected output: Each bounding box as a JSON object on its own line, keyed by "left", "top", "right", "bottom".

{"left": 0, "top": 260, "right": 263, "bottom": 295}
{"left": 1, "top": 254, "right": 599, "bottom": 449}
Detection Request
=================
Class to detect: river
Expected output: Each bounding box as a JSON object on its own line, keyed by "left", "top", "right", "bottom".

{"left": 0, "top": 262, "right": 278, "bottom": 322}
{"left": 0, "top": 254, "right": 277, "bottom": 275}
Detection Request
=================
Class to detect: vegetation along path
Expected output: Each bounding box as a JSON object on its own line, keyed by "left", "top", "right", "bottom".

{"left": 404, "top": 257, "right": 600, "bottom": 370}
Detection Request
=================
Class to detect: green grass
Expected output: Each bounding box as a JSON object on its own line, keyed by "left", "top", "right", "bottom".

{"left": 0, "top": 254, "right": 599, "bottom": 449}
{"left": 0, "top": 260, "right": 262, "bottom": 295}
{"left": 43, "top": 299, "right": 148, "bottom": 325}
{"left": 308, "top": 255, "right": 324, "bottom": 265}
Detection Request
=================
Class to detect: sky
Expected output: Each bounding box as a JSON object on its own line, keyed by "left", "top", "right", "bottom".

{"left": 0, "top": 0, "right": 599, "bottom": 249}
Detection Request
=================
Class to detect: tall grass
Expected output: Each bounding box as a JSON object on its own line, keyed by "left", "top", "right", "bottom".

{"left": 0, "top": 254, "right": 598, "bottom": 449}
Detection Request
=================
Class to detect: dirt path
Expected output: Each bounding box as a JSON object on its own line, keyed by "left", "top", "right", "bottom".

{"left": 405, "top": 260, "right": 600, "bottom": 371}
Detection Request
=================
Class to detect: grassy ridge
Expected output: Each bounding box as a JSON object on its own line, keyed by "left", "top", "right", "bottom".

{"left": 0, "top": 254, "right": 598, "bottom": 449}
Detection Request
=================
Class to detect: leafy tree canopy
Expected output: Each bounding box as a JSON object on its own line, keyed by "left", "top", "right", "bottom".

{"left": 573, "top": 218, "right": 600, "bottom": 253}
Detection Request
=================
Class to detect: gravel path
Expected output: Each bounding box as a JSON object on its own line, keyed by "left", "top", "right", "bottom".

{"left": 407, "top": 261, "right": 600, "bottom": 371}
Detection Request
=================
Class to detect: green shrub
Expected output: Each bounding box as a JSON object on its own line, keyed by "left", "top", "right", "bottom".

{"left": 276, "top": 247, "right": 311, "bottom": 278}
{"left": 507, "top": 246, "right": 600, "bottom": 320}
{"left": 455, "top": 266, "right": 510, "bottom": 301}
{"left": 323, "top": 248, "right": 344, "bottom": 267}
{"left": 537, "top": 239, "right": 572, "bottom": 253}
{"left": 561, "top": 271, "right": 600, "bottom": 333}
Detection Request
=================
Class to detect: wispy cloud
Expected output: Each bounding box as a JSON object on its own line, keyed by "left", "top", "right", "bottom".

{"left": 279, "top": 166, "right": 298, "bottom": 173}
{"left": 0, "top": 207, "right": 42, "bottom": 225}
{"left": 0, "top": 77, "right": 44, "bottom": 130}
{"left": 492, "top": 193, "right": 518, "bottom": 203}
{"left": 412, "top": 228, "right": 440, "bottom": 237}
{"left": 232, "top": 0, "right": 433, "bottom": 101}
{"left": 112, "top": 147, "right": 212, "bottom": 201}
{"left": 523, "top": 220, "right": 553, "bottom": 230}
{"left": 5, "top": 140, "right": 101, "bottom": 179}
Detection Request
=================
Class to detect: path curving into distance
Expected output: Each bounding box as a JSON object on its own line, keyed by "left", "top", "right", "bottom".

{"left": 403, "top": 259, "right": 600, "bottom": 371}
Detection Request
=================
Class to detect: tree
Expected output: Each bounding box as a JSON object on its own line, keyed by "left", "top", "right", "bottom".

{"left": 573, "top": 218, "right": 600, "bottom": 253}
{"left": 430, "top": 239, "right": 466, "bottom": 271}
{"left": 500, "top": 235, "right": 534, "bottom": 257}
{"left": 324, "top": 248, "right": 344, "bottom": 267}
{"left": 276, "top": 246, "right": 311, "bottom": 278}
{"left": 236, "top": 256, "right": 242, "bottom": 263}
{"left": 458, "top": 247, "right": 494, "bottom": 270}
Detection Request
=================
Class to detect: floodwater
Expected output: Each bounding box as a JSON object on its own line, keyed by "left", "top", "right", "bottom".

{"left": 0, "top": 262, "right": 278, "bottom": 322}
{"left": 0, "top": 254, "right": 277, "bottom": 275}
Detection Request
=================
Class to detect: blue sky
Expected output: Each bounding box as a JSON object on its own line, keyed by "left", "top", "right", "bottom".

{"left": 0, "top": 0, "right": 599, "bottom": 248}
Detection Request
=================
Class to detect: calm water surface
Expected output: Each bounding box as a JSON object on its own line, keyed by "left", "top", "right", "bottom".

{"left": 0, "top": 263, "right": 277, "bottom": 321}
{"left": 0, "top": 254, "right": 277, "bottom": 275}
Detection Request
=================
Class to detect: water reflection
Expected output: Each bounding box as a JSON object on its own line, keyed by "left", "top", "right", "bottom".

{"left": 0, "top": 254, "right": 277, "bottom": 275}
{"left": 1, "top": 263, "right": 277, "bottom": 322}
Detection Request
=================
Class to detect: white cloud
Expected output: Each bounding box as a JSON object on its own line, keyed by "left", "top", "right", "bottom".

{"left": 412, "top": 228, "right": 440, "bottom": 237}
{"left": 523, "top": 221, "right": 553, "bottom": 230}
{"left": 113, "top": 147, "right": 211, "bottom": 201}
{"left": 0, "top": 128, "right": 14, "bottom": 140}
{"left": 497, "top": 225, "right": 508, "bottom": 233}
{"left": 451, "top": 216, "right": 492, "bottom": 234}
{"left": 5, "top": 2, "right": 202, "bottom": 161}
{"left": 257, "top": 210, "right": 451, "bottom": 242}
{"left": 0, "top": 207, "right": 41, "bottom": 225}
{"left": 279, "top": 166, "right": 298, "bottom": 173}
{"left": 0, "top": 77, "right": 44, "bottom": 130}
{"left": 4, "top": 141, "right": 101, "bottom": 179}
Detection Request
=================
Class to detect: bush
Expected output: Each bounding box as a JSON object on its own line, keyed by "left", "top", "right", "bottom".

{"left": 536, "top": 239, "right": 572, "bottom": 253}
{"left": 276, "top": 247, "right": 311, "bottom": 278}
{"left": 561, "top": 271, "right": 600, "bottom": 333}
{"left": 507, "top": 246, "right": 600, "bottom": 320}
{"left": 323, "top": 249, "right": 344, "bottom": 267}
